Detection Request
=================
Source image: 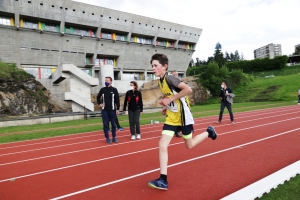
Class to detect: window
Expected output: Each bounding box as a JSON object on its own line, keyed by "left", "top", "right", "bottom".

{"left": 65, "top": 26, "right": 95, "bottom": 37}
{"left": 23, "top": 19, "right": 38, "bottom": 29}
{"left": 0, "top": 17, "right": 11, "bottom": 26}
{"left": 131, "top": 36, "right": 153, "bottom": 44}
{"left": 156, "top": 39, "right": 175, "bottom": 47}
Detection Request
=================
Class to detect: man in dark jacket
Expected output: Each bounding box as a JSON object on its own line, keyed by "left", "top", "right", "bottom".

{"left": 97, "top": 77, "right": 120, "bottom": 144}
{"left": 217, "top": 81, "right": 234, "bottom": 124}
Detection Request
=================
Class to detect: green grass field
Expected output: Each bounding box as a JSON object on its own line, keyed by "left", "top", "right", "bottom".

{"left": 234, "top": 73, "right": 300, "bottom": 103}
{"left": 259, "top": 174, "right": 300, "bottom": 200}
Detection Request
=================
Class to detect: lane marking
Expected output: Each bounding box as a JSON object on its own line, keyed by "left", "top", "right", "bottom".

{"left": 1, "top": 115, "right": 300, "bottom": 166}
{"left": 1, "top": 111, "right": 299, "bottom": 157}
{"left": 50, "top": 128, "right": 300, "bottom": 200}
{"left": 0, "top": 104, "right": 296, "bottom": 147}
{"left": 0, "top": 117, "right": 299, "bottom": 181}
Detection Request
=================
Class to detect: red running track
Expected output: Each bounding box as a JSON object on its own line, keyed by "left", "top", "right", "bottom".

{"left": 0, "top": 105, "right": 299, "bottom": 200}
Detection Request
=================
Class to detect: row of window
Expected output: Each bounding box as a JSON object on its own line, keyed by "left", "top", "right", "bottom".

{"left": 85, "top": 58, "right": 117, "bottom": 67}
{"left": 22, "top": 67, "right": 56, "bottom": 79}
{"left": 20, "top": 1, "right": 200, "bottom": 37}
{"left": 2, "top": 17, "right": 195, "bottom": 49}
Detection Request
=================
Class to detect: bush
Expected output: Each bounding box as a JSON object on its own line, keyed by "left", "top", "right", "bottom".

{"left": 226, "top": 55, "right": 288, "bottom": 72}
{"left": 197, "top": 62, "right": 251, "bottom": 97}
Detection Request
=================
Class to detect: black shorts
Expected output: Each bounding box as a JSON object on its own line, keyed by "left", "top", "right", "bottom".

{"left": 162, "top": 124, "right": 194, "bottom": 139}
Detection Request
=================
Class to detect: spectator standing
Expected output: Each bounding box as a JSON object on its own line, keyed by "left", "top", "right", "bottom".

{"left": 97, "top": 77, "right": 120, "bottom": 144}
{"left": 123, "top": 81, "right": 143, "bottom": 140}
{"left": 217, "top": 81, "right": 234, "bottom": 124}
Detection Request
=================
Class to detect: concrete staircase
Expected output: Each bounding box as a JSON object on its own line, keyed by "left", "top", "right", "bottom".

{"left": 52, "top": 63, "right": 99, "bottom": 112}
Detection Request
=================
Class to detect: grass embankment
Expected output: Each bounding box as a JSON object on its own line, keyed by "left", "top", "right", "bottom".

{"left": 234, "top": 73, "right": 300, "bottom": 103}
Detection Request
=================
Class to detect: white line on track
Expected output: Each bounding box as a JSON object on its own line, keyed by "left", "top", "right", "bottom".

{"left": 0, "top": 104, "right": 295, "bottom": 148}
{"left": 50, "top": 127, "right": 300, "bottom": 200}
{"left": 1, "top": 110, "right": 299, "bottom": 157}
{"left": 0, "top": 105, "right": 297, "bottom": 150}
{"left": 1, "top": 116, "right": 299, "bottom": 178}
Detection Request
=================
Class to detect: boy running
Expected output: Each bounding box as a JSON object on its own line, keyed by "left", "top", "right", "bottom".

{"left": 147, "top": 54, "right": 218, "bottom": 190}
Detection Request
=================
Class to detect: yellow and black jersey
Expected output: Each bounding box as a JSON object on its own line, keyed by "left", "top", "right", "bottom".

{"left": 158, "top": 73, "right": 194, "bottom": 126}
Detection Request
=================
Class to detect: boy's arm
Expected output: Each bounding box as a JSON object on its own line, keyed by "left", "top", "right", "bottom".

{"left": 160, "top": 82, "right": 192, "bottom": 106}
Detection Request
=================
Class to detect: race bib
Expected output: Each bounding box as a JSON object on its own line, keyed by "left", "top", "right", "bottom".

{"left": 166, "top": 100, "right": 178, "bottom": 112}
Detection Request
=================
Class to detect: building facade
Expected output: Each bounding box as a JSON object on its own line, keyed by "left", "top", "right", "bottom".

{"left": 0, "top": 0, "right": 202, "bottom": 93}
{"left": 253, "top": 43, "right": 282, "bottom": 59}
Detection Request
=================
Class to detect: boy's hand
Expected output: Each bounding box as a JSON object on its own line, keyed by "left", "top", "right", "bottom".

{"left": 159, "top": 98, "right": 171, "bottom": 106}
{"left": 161, "top": 107, "right": 167, "bottom": 116}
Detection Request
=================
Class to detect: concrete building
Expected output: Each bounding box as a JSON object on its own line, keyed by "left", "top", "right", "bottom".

{"left": 0, "top": 0, "right": 202, "bottom": 111}
{"left": 253, "top": 43, "right": 282, "bottom": 59}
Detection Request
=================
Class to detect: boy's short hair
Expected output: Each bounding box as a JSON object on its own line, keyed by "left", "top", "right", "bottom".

{"left": 150, "top": 54, "right": 169, "bottom": 68}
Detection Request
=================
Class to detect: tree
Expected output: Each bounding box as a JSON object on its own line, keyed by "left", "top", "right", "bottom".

{"left": 293, "top": 46, "right": 300, "bottom": 55}
{"left": 213, "top": 42, "right": 226, "bottom": 67}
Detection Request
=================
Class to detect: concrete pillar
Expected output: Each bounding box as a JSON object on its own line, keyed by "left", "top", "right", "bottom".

{"left": 13, "top": 0, "right": 20, "bottom": 68}
{"left": 144, "top": 70, "right": 147, "bottom": 81}
{"left": 175, "top": 40, "right": 179, "bottom": 48}
{"left": 127, "top": 32, "right": 132, "bottom": 42}
{"left": 153, "top": 36, "right": 157, "bottom": 46}
{"left": 58, "top": 0, "right": 67, "bottom": 66}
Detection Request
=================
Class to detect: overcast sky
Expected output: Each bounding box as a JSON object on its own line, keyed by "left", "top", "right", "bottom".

{"left": 74, "top": 0, "right": 300, "bottom": 61}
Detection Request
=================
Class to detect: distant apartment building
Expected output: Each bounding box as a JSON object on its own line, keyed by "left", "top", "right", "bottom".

{"left": 253, "top": 43, "right": 282, "bottom": 59}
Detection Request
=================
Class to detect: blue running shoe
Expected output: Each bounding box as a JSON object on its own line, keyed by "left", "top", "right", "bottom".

{"left": 112, "top": 138, "right": 118, "bottom": 143}
{"left": 118, "top": 127, "right": 124, "bottom": 131}
{"left": 207, "top": 126, "right": 218, "bottom": 140}
{"left": 148, "top": 178, "right": 168, "bottom": 190}
{"left": 106, "top": 138, "right": 112, "bottom": 144}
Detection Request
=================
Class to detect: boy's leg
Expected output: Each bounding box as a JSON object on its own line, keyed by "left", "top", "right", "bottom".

{"left": 159, "top": 134, "right": 173, "bottom": 175}
{"left": 182, "top": 125, "right": 206, "bottom": 149}
{"left": 148, "top": 124, "right": 175, "bottom": 190}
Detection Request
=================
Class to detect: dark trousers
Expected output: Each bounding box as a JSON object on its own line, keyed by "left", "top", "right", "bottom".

{"left": 128, "top": 109, "right": 141, "bottom": 135}
{"left": 102, "top": 110, "right": 117, "bottom": 139}
{"left": 110, "top": 115, "right": 121, "bottom": 129}
{"left": 298, "top": 95, "right": 300, "bottom": 103}
{"left": 219, "top": 101, "right": 234, "bottom": 122}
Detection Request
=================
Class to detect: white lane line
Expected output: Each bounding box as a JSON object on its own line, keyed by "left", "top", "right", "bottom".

{"left": 50, "top": 128, "right": 300, "bottom": 200}
{"left": 0, "top": 104, "right": 295, "bottom": 148}
{"left": 0, "top": 105, "right": 297, "bottom": 150}
{"left": 1, "top": 111, "right": 299, "bottom": 157}
{"left": 1, "top": 115, "right": 299, "bottom": 179}
{"left": 0, "top": 141, "right": 181, "bottom": 183}
{"left": 1, "top": 115, "right": 300, "bottom": 166}
{"left": 0, "top": 136, "right": 161, "bottom": 166}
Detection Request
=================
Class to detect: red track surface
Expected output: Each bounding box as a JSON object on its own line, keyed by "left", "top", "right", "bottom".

{"left": 0, "top": 105, "right": 299, "bottom": 200}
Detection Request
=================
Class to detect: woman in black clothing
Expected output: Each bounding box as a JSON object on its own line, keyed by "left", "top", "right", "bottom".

{"left": 123, "top": 81, "right": 143, "bottom": 140}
